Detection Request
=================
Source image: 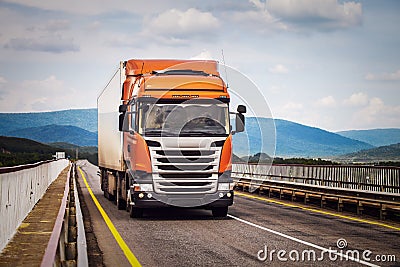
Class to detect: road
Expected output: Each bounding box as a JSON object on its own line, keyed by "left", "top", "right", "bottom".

{"left": 76, "top": 160, "right": 400, "bottom": 267}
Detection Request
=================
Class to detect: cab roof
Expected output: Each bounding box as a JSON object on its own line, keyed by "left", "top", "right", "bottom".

{"left": 125, "top": 59, "right": 221, "bottom": 77}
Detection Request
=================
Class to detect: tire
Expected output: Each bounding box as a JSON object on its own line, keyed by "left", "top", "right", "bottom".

{"left": 129, "top": 206, "right": 143, "bottom": 218}
{"left": 117, "top": 198, "right": 126, "bottom": 210}
{"left": 126, "top": 201, "right": 130, "bottom": 212}
{"left": 212, "top": 207, "right": 228, "bottom": 218}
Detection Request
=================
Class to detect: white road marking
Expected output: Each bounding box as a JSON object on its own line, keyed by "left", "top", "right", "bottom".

{"left": 228, "top": 214, "right": 379, "bottom": 267}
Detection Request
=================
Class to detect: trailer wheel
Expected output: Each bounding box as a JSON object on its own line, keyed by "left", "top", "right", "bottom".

{"left": 129, "top": 206, "right": 143, "bottom": 218}
{"left": 212, "top": 207, "right": 228, "bottom": 218}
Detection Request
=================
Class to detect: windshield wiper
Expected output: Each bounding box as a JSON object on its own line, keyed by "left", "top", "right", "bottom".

{"left": 179, "top": 131, "right": 227, "bottom": 137}
{"left": 144, "top": 130, "right": 176, "bottom": 137}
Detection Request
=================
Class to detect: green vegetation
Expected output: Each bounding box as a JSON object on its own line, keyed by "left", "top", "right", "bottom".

{"left": 233, "top": 152, "right": 340, "bottom": 165}
{"left": 49, "top": 142, "right": 98, "bottom": 166}
{"left": 272, "top": 157, "right": 340, "bottom": 165}
{"left": 0, "top": 136, "right": 98, "bottom": 167}
{"left": 337, "top": 143, "right": 400, "bottom": 162}
{"left": 374, "top": 161, "right": 400, "bottom": 167}
{"left": 0, "top": 136, "right": 57, "bottom": 167}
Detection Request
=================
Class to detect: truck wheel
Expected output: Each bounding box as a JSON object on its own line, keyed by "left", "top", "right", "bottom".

{"left": 117, "top": 198, "right": 126, "bottom": 210}
{"left": 126, "top": 201, "right": 130, "bottom": 212}
{"left": 212, "top": 207, "right": 228, "bottom": 218}
{"left": 129, "top": 206, "right": 143, "bottom": 218}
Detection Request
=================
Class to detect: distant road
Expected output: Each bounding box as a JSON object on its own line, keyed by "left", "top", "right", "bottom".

{"left": 76, "top": 160, "right": 399, "bottom": 267}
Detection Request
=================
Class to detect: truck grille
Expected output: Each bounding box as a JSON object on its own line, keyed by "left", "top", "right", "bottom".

{"left": 150, "top": 148, "right": 221, "bottom": 194}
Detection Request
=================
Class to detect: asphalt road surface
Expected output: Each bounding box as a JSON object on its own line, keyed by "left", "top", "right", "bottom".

{"left": 76, "top": 160, "right": 400, "bottom": 267}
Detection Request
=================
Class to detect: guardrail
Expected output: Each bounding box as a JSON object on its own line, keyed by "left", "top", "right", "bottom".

{"left": 232, "top": 163, "right": 400, "bottom": 220}
{"left": 0, "top": 159, "right": 69, "bottom": 252}
{"left": 41, "top": 163, "right": 88, "bottom": 267}
{"left": 232, "top": 163, "right": 400, "bottom": 193}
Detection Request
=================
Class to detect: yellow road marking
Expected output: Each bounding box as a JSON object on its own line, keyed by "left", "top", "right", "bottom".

{"left": 235, "top": 191, "right": 400, "bottom": 231}
{"left": 78, "top": 166, "right": 141, "bottom": 267}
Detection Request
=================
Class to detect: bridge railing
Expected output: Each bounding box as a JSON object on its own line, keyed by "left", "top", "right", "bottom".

{"left": 41, "top": 163, "right": 88, "bottom": 267}
{"left": 0, "top": 159, "right": 69, "bottom": 252}
{"left": 232, "top": 163, "right": 400, "bottom": 194}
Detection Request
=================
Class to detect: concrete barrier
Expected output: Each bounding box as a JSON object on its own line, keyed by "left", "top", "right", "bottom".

{"left": 0, "top": 159, "right": 69, "bottom": 252}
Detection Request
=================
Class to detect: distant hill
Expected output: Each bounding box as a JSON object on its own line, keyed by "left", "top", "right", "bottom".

{"left": 49, "top": 142, "right": 98, "bottom": 154}
{"left": 0, "top": 136, "right": 58, "bottom": 167}
{"left": 337, "top": 129, "right": 400, "bottom": 147}
{"left": 6, "top": 124, "right": 97, "bottom": 147}
{"left": 0, "top": 109, "right": 390, "bottom": 158}
{"left": 0, "top": 136, "right": 98, "bottom": 167}
{"left": 337, "top": 143, "right": 400, "bottom": 162}
{"left": 49, "top": 142, "right": 98, "bottom": 165}
{"left": 0, "top": 108, "right": 97, "bottom": 135}
{"left": 233, "top": 118, "right": 374, "bottom": 157}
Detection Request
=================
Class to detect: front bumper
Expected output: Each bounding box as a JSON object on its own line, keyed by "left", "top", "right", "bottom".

{"left": 130, "top": 190, "right": 234, "bottom": 208}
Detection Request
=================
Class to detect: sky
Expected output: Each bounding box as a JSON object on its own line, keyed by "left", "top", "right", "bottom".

{"left": 0, "top": 0, "right": 399, "bottom": 132}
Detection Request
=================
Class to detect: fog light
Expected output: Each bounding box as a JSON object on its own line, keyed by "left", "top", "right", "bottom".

{"left": 227, "top": 192, "right": 232, "bottom": 198}
{"left": 147, "top": 193, "right": 152, "bottom": 199}
{"left": 138, "top": 193, "right": 144, "bottom": 198}
{"left": 219, "top": 192, "right": 224, "bottom": 198}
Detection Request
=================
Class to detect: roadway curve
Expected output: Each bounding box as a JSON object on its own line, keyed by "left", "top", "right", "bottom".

{"left": 76, "top": 160, "right": 400, "bottom": 267}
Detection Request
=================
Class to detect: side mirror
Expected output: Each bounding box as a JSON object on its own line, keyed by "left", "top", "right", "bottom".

{"left": 119, "top": 113, "right": 129, "bottom": 132}
{"left": 235, "top": 113, "right": 245, "bottom": 133}
{"left": 119, "top": 104, "right": 128, "bottom": 113}
{"left": 237, "top": 105, "right": 246, "bottom": 114}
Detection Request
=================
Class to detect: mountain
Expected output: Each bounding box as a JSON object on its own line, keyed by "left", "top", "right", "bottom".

{"left": 232, "top": 118, "right": 374, "bottom": 157}
{"left": 0, "top": 136, "right": 59, "bottom": 167}
{"left": 336, "top": 129, "right": 400, "bottom": 147}
{"left": 49, "top": 142, "right": 98, "bottom": 154}
{"left": 48, "top": 142, "right": 98, "bottom": 165}
{"left": 6, "top": 124, "right": 97, "bottom": 147}
{"left": 0, "top": 108, "right": 97, "bottom": 135}
{"left": 337, "top": 143, "right": 400, "bottom": 162}
{"left": 0, "top": 109, "right": 389, "bottom": 158}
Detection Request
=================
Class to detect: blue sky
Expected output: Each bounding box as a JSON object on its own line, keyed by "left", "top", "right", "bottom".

{"left": 0, "top": 0, "right": 399, "bottom": 131}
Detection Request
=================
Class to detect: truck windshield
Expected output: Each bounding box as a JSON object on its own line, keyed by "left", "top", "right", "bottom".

{"left": 138, "top": 101, "right": 230, "bottom": 137}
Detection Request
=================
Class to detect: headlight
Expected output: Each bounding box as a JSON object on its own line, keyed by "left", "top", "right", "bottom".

{"left": 133, "top": 183, "right": 153, "bottom": 192}
{"left": 218, "top": 183, "right": 234, "bottom": 191}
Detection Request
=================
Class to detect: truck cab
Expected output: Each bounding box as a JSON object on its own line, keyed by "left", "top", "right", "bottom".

{"left": 98, "top": 59, "right": 245, "bottom": 218}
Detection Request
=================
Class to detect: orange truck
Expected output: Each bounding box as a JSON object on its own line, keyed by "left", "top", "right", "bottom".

{"left": 98, "top": 59, "right": 246, "bottom": 218}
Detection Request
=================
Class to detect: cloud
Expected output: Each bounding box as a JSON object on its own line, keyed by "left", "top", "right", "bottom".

{"left": 0, "top": 76, "right": 7, "bottom": 100}
{"left": 365, "top": 69, "right": 400, "bottom": 81}
{"left": 2, "top": 17, "right": 78, "bottom": 54}
{"left": 343, "top": 92, "right": 369, "bottom": 107}
{"left": 228, "top": 2, "right": 287, "bottom": 32}
{"left": 283, "top": 101, "right": 303, "bottom": 110}
{"left": 190, "top": 50, "right": 214, "bottom": 60}
{"left": 0, "top": 76, "right": 95, "bottom": 112}
{"left": 315, "top": 95, "right": 336, "bottom": 108}
{"left": 352, "top": 97, "right": 400, "bottom": 128}
{"left": 268, "top": 64, "right": 289, "bottom": 74}
{"left": 27, "top": 19, "right": 70, "bottom": 33}
{"left": 5, "top": 35, "right": 79, "bottom": 53}
{"left": 266, "top": 0, "right": 362, "bottom": 31}
{"left": 0, "top": 76, "right": 7, "bottom": 84}
{"left": 1, "top": 0, "right": 194, "bottom": 16}
{"left": 145, "top": 8, "right": 220, "bottom": 41}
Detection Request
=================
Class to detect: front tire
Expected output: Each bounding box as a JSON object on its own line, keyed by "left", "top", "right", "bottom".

{"left": 212, "top": 207, "right": 228, "bottom": 218}
{"left": 129, "top": 206, "right": 143, "bottom": 218}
